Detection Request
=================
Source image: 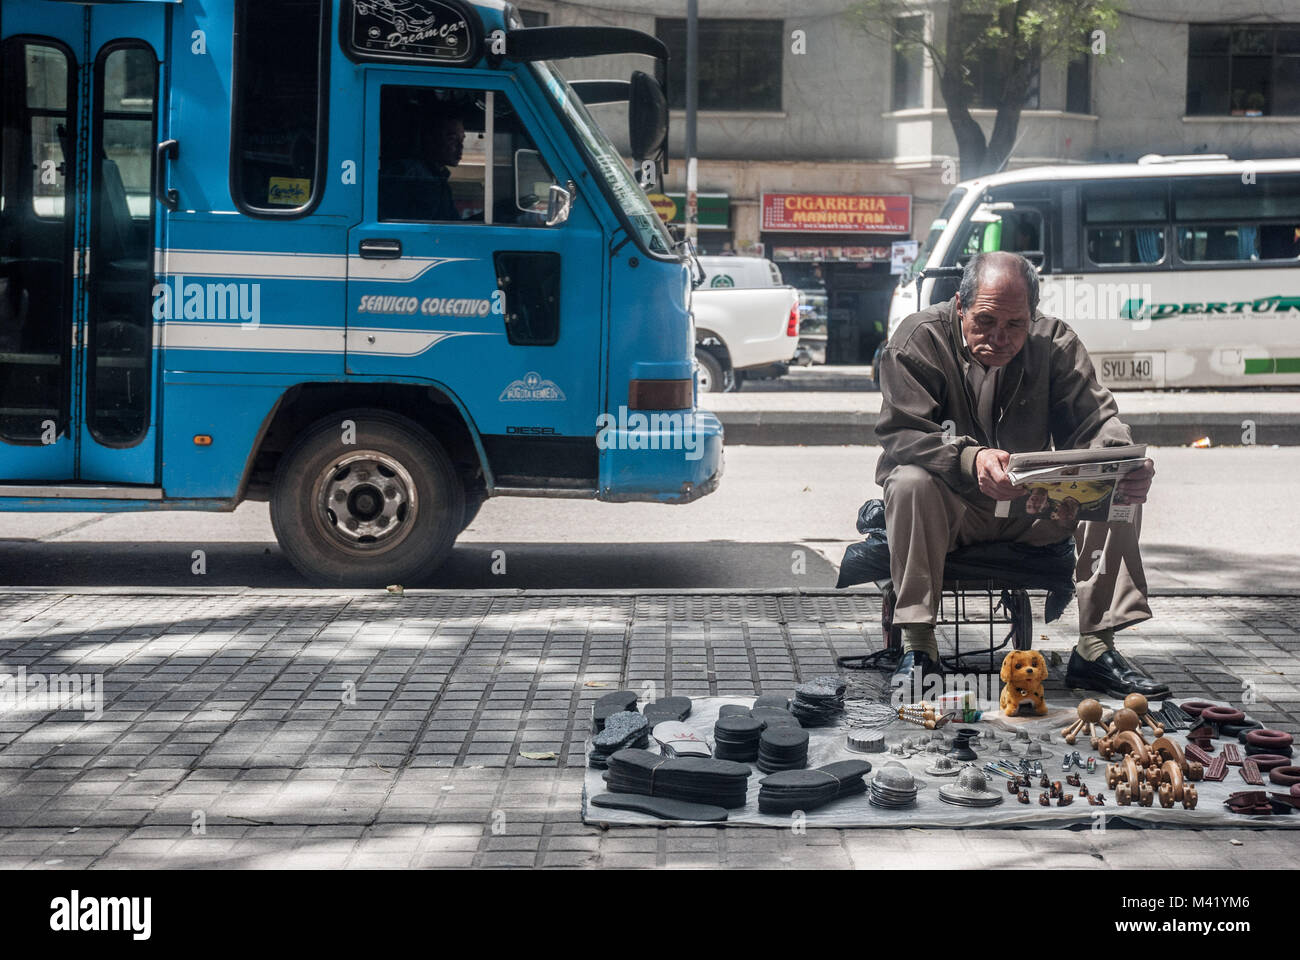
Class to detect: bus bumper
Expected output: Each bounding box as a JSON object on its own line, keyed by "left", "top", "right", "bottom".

{"left": 597, "top": 410, "right": 724, "bottom": 504}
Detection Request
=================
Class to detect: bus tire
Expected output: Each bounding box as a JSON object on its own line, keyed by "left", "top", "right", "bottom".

{"left": 270, "top": 410, "right": 465, "bottom": 587}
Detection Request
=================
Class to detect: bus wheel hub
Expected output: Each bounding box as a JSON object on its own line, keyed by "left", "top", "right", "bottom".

{"left": 318, "top": 453, "right": 416, "bottom": 547}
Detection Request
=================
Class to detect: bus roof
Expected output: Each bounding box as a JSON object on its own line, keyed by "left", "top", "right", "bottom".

{"left": 954, "top": 156, "right": 1300, "bottom": 194}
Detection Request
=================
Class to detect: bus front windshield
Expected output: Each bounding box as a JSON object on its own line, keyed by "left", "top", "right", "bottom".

{"left": 906, "top": 187, "right": 968, "bottom": 281}
{"left": 531, "top": 60, "right": 674, "bottom": 256}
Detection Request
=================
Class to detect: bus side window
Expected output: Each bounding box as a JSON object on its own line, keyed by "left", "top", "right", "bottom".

{"left": 378, "top": 87, "right": 557, "bottom": 226}
{"left": 1083, "top": 181, "right": 1168, "bottom": 267}
{"left": 230, "top": 0, "right": 328, "bottom": 216}
{"left": 1173, "top": 174, "right": 1300, "bottom": 263}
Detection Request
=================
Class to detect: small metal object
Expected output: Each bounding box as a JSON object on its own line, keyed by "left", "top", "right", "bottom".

{"left": 1038, "top": 792, "right": 1050, "bottom": 806}
{"left": 1067, "top": 773, "right": 1081, "bottom": 787}
{"left": 1039, "top": 775, "right": 1051, "bottom": 788}
{"left": 1071, "top": 750, "right": 1085, "bottom": 769}
{"left": 1079, "top": 782, "right": 1090, "bottom": 797}
{"left": 1086, "top": 757, "right": 1096, "bottom": 773}
{"left": 1058, "top": 793, "right": 1074, "bottom": 807}
{"left": 1033, "top": 761, "right": 1045, "bottom": 778}
{"left": 1018, "top": 789, "right": 1030, "bottom": 804}
{"left": 1061, "top": 755, "right": 1074, "bottom": 771}
{"left": 1051, "top": 780, "right": 1063, "bottom": 799}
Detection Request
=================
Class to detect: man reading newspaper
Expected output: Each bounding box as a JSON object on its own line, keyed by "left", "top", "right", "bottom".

{"left": 875, "top": 251, "right": 1164, "bottom": 699}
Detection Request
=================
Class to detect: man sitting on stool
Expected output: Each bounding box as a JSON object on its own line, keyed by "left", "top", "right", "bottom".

{"left": 874, "top": 251, "right": 1166, "bottom": 700}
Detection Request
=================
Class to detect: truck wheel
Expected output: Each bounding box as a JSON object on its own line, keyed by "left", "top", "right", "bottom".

{"left": 695, "top": 347, "right": 726, "bottom": 393}
{"left": 270, "top": 410, "right": 465, "bottom": 587}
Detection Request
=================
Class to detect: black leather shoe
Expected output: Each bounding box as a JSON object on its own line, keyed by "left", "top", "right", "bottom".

{"left": 1065, "top": 649, "right": 1171, "bottom": 699}
{"left": 889, "top": 651, "right": 942, "bottom": 702}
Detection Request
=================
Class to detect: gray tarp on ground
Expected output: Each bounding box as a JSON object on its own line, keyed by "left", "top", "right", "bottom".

{"left": 582, "top": 697, "right": 1297, "bottom": 828}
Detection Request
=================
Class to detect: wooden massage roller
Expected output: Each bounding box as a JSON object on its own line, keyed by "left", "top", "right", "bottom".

{"left": 1061, "top": 698, "right": 1108, "bottom": 747}
{"left": 1106, "top": 753, "right": 1154, "bottom": 807}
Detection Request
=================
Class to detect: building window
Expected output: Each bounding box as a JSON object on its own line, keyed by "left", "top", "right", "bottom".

{"left": 959, "top": 15, "right": 1040, "bottom": 109}
{"left": 1066, "top": 51, "right": 1090, "bottom": 113}
{"left": 654, "top": 18, "right": 783, "bottom": 111}
{"left": 518, "top": 9, "right": 548, "bottom": 28}
{"left": 1187, "top": 24, "right": 1300, "bottom": 116}
{"left": 892, "top": 16, "right": 925, "bottom": 110}
{"left": 230, "top": 0, "right": 329, "bottom": 215}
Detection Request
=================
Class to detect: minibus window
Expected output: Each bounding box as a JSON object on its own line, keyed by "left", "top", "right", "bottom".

{"left": 1173, "top": 175, "right": 1300, "bottom": 263}
{"left": 231, "top": 0, "right": 329, "bottom": 215}
{"left": 87, "top": 44, "right": 157, "bottom": 446}
{"left": 1083, "top": 181, "right": 1167, "bottom": 267}
{"left": 378, "top": 86, "right": 557, "bottom": 225}
{"left": 531, "top": 60, "right": 673, "bottom": 256}
{"left": 0, "top": 39, "right": 75, "bottom": 443}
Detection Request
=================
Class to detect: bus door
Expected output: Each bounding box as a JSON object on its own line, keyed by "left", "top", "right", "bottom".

{"left": 0, "top": 3, "right": 165, "bottom": 486}
{"left": 347, "top": 71, "right": 606, "bottom": 486}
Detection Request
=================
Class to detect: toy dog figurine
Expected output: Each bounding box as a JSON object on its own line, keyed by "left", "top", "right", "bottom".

{"left": 999, "top": 650, "right": 1049, "bottom": 717}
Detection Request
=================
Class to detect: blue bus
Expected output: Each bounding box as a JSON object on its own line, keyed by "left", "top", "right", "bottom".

{"left": 0, "top": 0, "right": 723, "bottom": 584}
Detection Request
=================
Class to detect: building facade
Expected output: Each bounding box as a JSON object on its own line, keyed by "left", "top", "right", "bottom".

{"left": 533, "top": 1, "right": 1300, "bottom": 361}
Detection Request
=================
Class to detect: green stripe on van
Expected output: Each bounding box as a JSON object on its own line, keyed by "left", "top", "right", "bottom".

{"left": 1245, "top": 357, "right": 1300, "bottom": 374}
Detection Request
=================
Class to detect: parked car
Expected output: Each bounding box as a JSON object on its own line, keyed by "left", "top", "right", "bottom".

{"left": 691, "top": 257, "right": 799, "bottom": 392}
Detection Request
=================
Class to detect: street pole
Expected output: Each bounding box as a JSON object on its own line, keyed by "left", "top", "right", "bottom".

{"left": 685, "top": 0, "right": 699, "bottom": 245}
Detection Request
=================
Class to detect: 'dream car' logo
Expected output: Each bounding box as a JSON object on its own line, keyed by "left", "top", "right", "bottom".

{"left": 499, "top": 372, "right": 565, "bottom": 401}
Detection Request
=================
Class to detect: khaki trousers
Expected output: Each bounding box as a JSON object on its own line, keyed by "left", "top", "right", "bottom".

{"left": 882, "top": 464, "right": 1152, "bottom": 634}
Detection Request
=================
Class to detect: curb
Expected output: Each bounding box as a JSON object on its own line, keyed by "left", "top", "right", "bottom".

{"left": 718, "top": 411, "right": 1300, "bottom": 446}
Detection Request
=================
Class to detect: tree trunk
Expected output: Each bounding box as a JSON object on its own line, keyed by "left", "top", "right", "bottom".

{"left": 937, "top": 0, "right": 990, "bottom": 179}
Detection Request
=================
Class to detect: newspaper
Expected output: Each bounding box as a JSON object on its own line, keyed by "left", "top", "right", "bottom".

{"left": 993, "top": 444, "right": 1149, "bottom": 523}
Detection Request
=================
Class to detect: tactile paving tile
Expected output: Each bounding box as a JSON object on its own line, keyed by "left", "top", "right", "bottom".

{"left": 1241, "top": 758, "right": 1264, "bottom": 785}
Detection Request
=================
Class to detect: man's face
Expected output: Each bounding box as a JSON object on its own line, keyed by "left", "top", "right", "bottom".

{"left": 957, "top": 268, "right": 1032, "bottom": 367}
{"left": 425, "top": 117, "right": 465, "bottom": 169}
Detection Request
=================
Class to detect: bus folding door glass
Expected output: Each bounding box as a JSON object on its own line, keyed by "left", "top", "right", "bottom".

{"left": 0, "top": 41, "right": 74, "bottom": 443}
{"left": 88, "top": 45, "right": 157, "bottom": 445}
{"left": 1083, "top": 181, "right": 1167, "bottom": 267}
{"left": 379, "top": 86, "right": 487, "bottom": 223}
{"left": 231, "top": 0, "right": 327, "bottom": 214}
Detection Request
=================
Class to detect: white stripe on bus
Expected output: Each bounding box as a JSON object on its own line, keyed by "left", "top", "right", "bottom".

{"left": 162, "top": 322, "right": 492, "bottom": 357}
{"left": 154, "top": 249, "right": 473, "bottom": 282}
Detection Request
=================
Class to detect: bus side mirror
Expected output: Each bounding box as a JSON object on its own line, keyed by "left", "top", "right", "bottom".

{"left": 514, "top": 148, "right": 554, "bottom": 215}
{"left": 628, "top": 70, "right": 667, "bottom": 165}
{"left": 546, "top": 181, "right": 575, "bottom": 227}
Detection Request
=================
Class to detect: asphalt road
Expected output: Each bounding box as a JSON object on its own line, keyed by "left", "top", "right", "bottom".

{"left": 1, "top": 446, "right": 1297, "bottom": 592}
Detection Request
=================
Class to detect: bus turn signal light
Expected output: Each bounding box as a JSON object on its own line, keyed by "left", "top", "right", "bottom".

{"left": 193, "top": 435, "right": 213, "bottom": 446}
{"left": 629, "top": 379, "right": 691, "bottom": 410}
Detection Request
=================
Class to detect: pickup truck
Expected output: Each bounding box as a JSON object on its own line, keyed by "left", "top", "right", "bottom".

{"left": 690, "top": 257, "right": 800, "bottom": 392}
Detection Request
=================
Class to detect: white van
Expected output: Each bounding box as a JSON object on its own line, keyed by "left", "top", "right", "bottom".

{"left": 887, "top": 155, "right": 1300, "bottom": 389}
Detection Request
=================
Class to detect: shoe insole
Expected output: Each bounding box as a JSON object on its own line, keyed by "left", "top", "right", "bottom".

{"left": 590, "top": 791, "right": 729, "bottom": 822}
{"left": 592, "top": 691, "right": 639, "bottom": 731}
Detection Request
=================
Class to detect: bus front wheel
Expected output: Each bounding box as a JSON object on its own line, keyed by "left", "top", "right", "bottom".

{"left": 270, "top": 410, "right": 465, "bottom": 587}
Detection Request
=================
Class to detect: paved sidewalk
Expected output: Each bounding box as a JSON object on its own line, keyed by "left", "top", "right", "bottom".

{"left": 0, "top": 589, "right": 1297, "bottom": 869}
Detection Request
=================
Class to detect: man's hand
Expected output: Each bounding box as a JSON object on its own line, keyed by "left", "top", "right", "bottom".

{"left": 975, "top": 448, "right": 1026, "bottom": 501}
{"left": 1115, "top": 458, "right": 1155, "bottom": 505}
